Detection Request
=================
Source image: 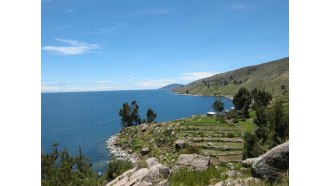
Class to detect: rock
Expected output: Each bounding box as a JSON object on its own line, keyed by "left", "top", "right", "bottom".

{"left": 251, "top": 141, "right": 289, "bottom": 181}
{"left": 106, "top": 167, "right": 137, "bottom": 186}
{"left": 111, "top": 176, "right": 128, "bottom": 186}
{"left": 128, "top": 149, "right": 133, "bottom": 154}
{"left": 145, "top": 164, "right": 170, "bottom": 183}
{"left": 177, "top": 154, "right": 210, "bottom": 171}
{"left": 226, "top": 163, "right": 235, "bottom": 170}
{"left": 106, "top": 161, "right": 170, "bottom": 186}
{"left": 243, "top": 177, "right": 261, "bottom": 185}
{"left": 170, "top": 165, "right": 181, "bottom": 173}
{"left": 241, "top": 158, "right": 256, "bottom": 167}
{"left": 134, "top": 181, "right": 152, "bottom": 186}
{"left": 175, "top": 139, "right": 185, "bottom": 149}
{"left": 141, "top": 147, "right": 150, "bottom": 156}
{"left": 146, "top": 157, "right": 159, "bottom": 168}
{"left": 128, "top": 168, "right": 150, "bottom": 185}
{"left": 240, "top": 167, "right": 249, "bottom": 172}
{"left": 210, "top": 156, "right": 221, "bottom": 166}
{"left": 157, "top": 179, "right": 169, "bottom": 186}
{"left": 141, "top": 124, "right": 148, "bottom": 132}
{"left": 225, "top": 170, "right": 243, "bottom": 178}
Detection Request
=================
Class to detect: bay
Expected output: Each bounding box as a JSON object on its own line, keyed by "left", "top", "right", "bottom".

{"left": 41, "top": 89, "right": 233, "bottom": 172}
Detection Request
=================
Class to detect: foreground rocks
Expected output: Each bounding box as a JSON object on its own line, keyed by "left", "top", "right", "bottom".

{"left": 214, "top": 177, "right": 261, "bottom": 186}
{"left": 177, "top": 154, "right": 210, "bottom": 171}
{"left": 250, "top": 141, "right": 289, "bottom": 181}
{"left": 106, "top": 157, "right": 170, "bottom": 186}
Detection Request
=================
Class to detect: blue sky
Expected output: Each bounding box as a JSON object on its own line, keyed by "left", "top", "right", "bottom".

{"left": 41, "top": 0, "right": 288, "bottom": 92}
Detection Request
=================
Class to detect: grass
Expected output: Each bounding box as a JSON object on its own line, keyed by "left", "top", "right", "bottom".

{"left": 168, "top": 165, "right": 226, "bottom": 186}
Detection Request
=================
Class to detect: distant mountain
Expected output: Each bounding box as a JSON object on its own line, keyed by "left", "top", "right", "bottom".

{"left": 173, "top": 57, "right": 289, "bottom": 98}
{"left": 159, "top": 84, "right": 185, "bottom": 91}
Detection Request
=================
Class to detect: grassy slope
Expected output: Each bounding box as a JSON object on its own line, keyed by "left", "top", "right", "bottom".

{"left": 173, "top": 57, "right": 289, "bottom": 99}
{"left": 114, "top": 103, "right": 289, "bottom": 185}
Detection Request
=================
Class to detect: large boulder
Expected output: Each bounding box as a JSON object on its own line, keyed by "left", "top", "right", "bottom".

{"left": 145, "top": 157, "right": 159, "bottom": 168}
{"left": 251, "top": 141, "right": 289, "bottom": 181}
{"left": 106, "top": 158, "right": 170, "bottom": 186}
{"left": 177, "top": 154, "right": 210, "bottom": 171}
{"left": 241, "top": 158, "right": 256, "bottom": 167}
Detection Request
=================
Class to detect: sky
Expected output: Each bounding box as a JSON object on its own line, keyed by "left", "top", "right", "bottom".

{"left": 41, "top": 0, "right": 289, "bottom": 92}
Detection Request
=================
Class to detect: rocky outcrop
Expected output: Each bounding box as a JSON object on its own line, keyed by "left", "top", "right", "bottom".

{"left": 174, "top": 139, "right": 185, "bottom": 149}
{"left": 106, "top": 157, "right": 170, "bottom": 186}
{"left": 241, "top": 158, "right": 256, "bottom": 167}
{"left": 177, "top": 154, "right": 210, "bottom": 171}
{"left": 214, "top": 177, "right": 261, "bottom": 186}
{"left": 106, "top": 135, "right": 138, "bottom": 163}
{"left": 141, "top": 124, "right": 148, "bottom": 132}
{"left": 251, "top": 141, "right": 289, "bottom": 181}
{"left": 141, "top": 147, "right": 150, "bottom": 156}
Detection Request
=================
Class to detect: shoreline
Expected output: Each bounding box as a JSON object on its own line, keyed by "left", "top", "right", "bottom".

{"left": 105, "top": 134, "right": 138, "bottom": 164}
{"left": 171, "top": 91, "right": 233, "bottom": 100}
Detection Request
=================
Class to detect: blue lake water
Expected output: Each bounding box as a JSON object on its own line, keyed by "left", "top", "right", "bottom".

{"left": 41, "top": 89, "right": 233, "bottom": 172}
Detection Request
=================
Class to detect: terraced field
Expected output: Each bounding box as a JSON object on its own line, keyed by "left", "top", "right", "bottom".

{"left": 175, "top": 118, "right": 245, "bottom": 163}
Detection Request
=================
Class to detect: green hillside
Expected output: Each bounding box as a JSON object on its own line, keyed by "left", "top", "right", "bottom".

{"left": 173, "top": 57, "right": 289, "bottom": 99}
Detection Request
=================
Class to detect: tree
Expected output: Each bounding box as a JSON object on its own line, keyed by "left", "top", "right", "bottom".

{"left": 251, "top": 88, "right": 272, "bottom": 109}
{"left": 119, "top": 100, "right": 141, "bottom": 129}
{"left": 146, "top": 108, "right": 157, "bottom": 123}
{"left": 212, "top": 99, "right": 224, "bottom": 115}
{"left": 41, "top": 144, "right": 104, "bottom": 186}
{"left": 272, "top": 100, "right": 289, "bottom": 146}
{"left": 233, "top": 87, "right": 251, "bottom": 117}
{"left": 243, "top": 132, "right": 264, "bottom": 159}
{"left": 254, "top": 105, "right": 269, "bottom": 144}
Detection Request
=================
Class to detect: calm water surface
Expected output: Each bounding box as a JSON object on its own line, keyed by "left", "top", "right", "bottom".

{"left": 41, "top": 89, "right": 233, "bottom": 172}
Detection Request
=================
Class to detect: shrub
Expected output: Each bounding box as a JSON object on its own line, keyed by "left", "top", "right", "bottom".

{"left": 183, "top": 144, "right": 201, "bottom": 154}
{"left": 233, "top": 118, "right": 239, "bottom": 123}
{"left": 106, "top": 158, "right": 133, "bottom": 181}
{"left": 243, "top": 132, "right": 264, "bottom": 159}
{"left": 226, "top": 133, "right": 235, "bottom": 138}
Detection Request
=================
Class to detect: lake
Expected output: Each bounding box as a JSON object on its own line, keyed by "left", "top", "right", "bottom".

{"left": 41, "top": 89, "right": 233, "bottom": 172}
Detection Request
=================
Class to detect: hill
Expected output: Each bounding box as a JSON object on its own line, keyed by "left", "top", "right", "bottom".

{"left": 159, "top": 83, "right": 184, "bottom": 91}
{"left": 173, "top": 57, "right": 289, "bottom": 98}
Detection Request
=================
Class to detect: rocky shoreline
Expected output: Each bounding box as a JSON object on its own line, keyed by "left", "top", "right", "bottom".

{"left": 105, "top": 134, "right": 138, "bottom": 164}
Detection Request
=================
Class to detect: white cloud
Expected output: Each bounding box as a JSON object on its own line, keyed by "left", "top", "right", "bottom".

{"left": 135, "top": 79, "right": 175, "bottom": 89}
{"left": 41, "top": 81, "right": 126, "bottom": 92}
{"left": 41, "top": 84, "right": 60, "bottom": 92}
{"left": 42, "top": 38, "right": 101, "bottom": 55}
{"left": 180, "top": 72, "right": 218, "bottom": 81}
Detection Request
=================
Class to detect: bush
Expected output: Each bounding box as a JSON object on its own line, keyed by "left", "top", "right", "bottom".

{"left": 233, "top": 118, "right": 239, "bottom": 123}
{"left": 41, "top": 144, "right": 105, "bottom": 186}
{"left": 169, "top": 166, "right": 219, "bottom": 185}
{"left": 243, "top": 132, "right": 264, "bottom": 159}
{"left": 183, "top": 144, "right": 201, "bottom": 154}
{"left": 106, "top": 158, "right": 133, "bottom": 181}
{"left": 226, "top": 133, "right": 235, "bottom": 138}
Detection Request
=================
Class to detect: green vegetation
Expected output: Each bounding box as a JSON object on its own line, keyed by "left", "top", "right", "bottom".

{"left": 106, "top": 158, "right": 134, "bottom": 180}
{"left": 119, "top": 100, "right": 158, "bottom": 129}
{"left": 233, "top": 87, "right": 252, "bottom": 118}
{"left": 146, "top": 108, "right": 157, "bottom": 123}
{"left": 119, "top": 100, "right": 141, "bottom": 129}
{"left": 173, "top": 57, "right": 289, "bottom": 99}
{"left": 212, "top": 99, "right": 224, "bottom": 115}
{"left": 41, "top": 144, "right": 106, "bottom": 186}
